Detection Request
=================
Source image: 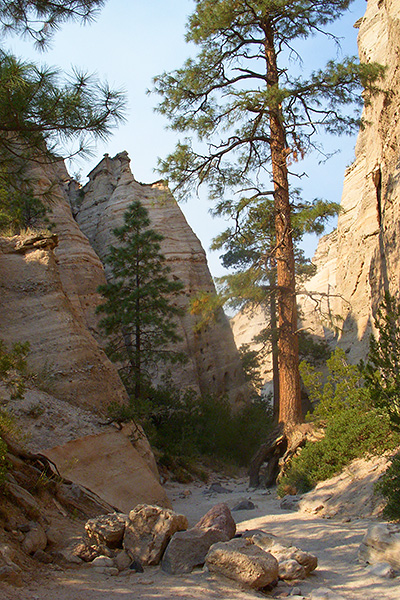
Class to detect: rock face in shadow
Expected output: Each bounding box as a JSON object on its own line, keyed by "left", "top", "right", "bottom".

{"left": 70, "top": 151, "right": 248, "bottom": 404}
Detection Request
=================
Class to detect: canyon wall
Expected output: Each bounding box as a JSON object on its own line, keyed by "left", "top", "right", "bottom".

{"left": 300, "top": 0, "right": 400, "bottom": 364}
{"left": 70, "top": 151, "right": 247, "bottom": 402}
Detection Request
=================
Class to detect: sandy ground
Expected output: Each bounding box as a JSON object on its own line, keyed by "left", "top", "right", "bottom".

{"left": 1, "top": 475, "right": 399, "bottom": 600}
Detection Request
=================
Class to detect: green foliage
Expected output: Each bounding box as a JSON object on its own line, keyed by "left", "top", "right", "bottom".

{"left": 97, "top": 201, "right": 186, "bottom": 399}
{"left": 278, "top": 348, "right": 399, "bottom": 496}
{"left": 278, "top": 407, "right": 397, "bottom": 496}
{"left": 0, "top": 339, "right": 29, "bottom": 400}
{"left": 110, "top": 377, "right": 273, "bottom": 468}
{"left": 300, "top": 347, "right": 369, "bottom": 420}
{"left": 0, "top": 3, "right": 125, "bottom": 231}
{"left": 0, "top": 1, "right": 105, "bottom": 48}
{"left": 0, "top": 339, "right": 30, "bottom": 488}
{"left": 376, "top": 453, "right": 400, "bottom": 521}
{"left": 363, "top": 292, "right": 400, "bottom": 430}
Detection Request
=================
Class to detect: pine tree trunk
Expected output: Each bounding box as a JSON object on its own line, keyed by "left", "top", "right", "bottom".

{"left": 264, "top": 22, "right": 302, "bottom": 432}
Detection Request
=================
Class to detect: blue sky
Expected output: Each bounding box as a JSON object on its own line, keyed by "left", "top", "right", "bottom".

{"left": 7, "top": 0, "right": 367, "bottom": 278}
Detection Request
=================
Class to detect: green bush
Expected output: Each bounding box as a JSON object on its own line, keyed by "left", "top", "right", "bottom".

{"left": 278, "top": 407, "right": 397, "bottom": 496}
{"left": 109, "top": 377, "right": 273, "bottom": 468}
{"left": 279, "top": 348, "right": 400, "bottom": 496}
{"left": 375, "top": 453, "right": 400, "bottom": 521}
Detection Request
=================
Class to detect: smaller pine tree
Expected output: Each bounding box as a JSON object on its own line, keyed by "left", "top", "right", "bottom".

{"left": 97, "top": 201, "right": 186, "bottom": 400}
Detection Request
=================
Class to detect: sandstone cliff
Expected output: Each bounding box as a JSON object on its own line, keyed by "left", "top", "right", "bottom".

{"left": 70, "top": 151, "right": 247, "bottom": 402}
{"left": 300, "top": 0, "right": 400, "bottom": 364}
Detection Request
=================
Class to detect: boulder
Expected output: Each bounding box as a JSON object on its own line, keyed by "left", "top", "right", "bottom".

{"left": 21, "top": 522, "right": 47, "bottom": 555}
{"left": 85, "top": 513, "right": 128, "bottom": 548}
{"left": 123, "top": 504, "right": 188, "bottom": 566}
{"left": 161, "top": 526, "right": 228, "bottom": 574}
{"left": 6, "top": 482, "right": 41, "bottom": 520}
{"left": 248, "top": 532, "right": 317, "bottom": 578}
{"left": 205, "top": 538, "right": 279, "bottom": 589}
{"left": 277, "top": 559, "right": 306, "bottom": 581}
{"left": 115, "top": 550, "right": 132, "bottom": 572}
{"left": 195, "top": 502, "right": 236, "bottom": 539}
{"left": 232, "top": 499, "right": 256, "bottom": 511}
{"left": 91, "top": 555, "right": 115, "bottom": 568}
{"left": 358, "top": 523, "right": 400, "bottom": 569}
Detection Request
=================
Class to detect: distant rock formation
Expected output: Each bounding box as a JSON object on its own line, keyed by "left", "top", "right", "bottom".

{"left": 70, "top": 151, "right": 247, "bottom": 403}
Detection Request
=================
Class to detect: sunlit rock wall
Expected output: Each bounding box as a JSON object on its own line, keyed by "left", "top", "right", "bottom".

{"left": 70, "top": 151, "right": 248, "bottom": 404}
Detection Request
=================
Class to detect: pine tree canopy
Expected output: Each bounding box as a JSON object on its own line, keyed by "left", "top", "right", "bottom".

{"left": 0, "top": 1, "right": 125, "bottom": 233}
{"left": 153, "top": 0, "right": 385, "bottom": 430}
{"left": 154, "top": 0, "right": 384, "bottom": 201}
{"left": 0, "top": 1, "right": 105, "bottom": 47}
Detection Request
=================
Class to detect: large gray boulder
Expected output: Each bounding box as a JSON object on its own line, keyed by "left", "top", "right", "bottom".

{"left": 161, "top": 526, "right": 228, "bottom": 574}
{"left": 123, "top": 504, "right": 188, "bottom": 566}
{"left": 205, "top": 538, "right": 279, "bottom": 589}
{"left": 359, "top": 523, "right": 400, "bottom": 569}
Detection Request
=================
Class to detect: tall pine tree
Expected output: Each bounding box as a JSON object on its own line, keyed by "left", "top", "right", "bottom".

{"left": 97, "top": 201, "right": 186, "bottom": 400}
{"left": 153, "top": 0, "right": 383, "bottom": 433}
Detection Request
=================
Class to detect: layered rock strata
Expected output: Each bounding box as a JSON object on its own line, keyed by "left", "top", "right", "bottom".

{"left": 70, "top": 151, "right": 247, "bottom": 403}
{"left": 0, "top": 160, "right": 128, "bottom": 412}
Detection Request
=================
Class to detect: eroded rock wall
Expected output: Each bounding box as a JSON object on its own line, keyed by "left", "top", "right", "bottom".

{"left": 70, "top": 151, "right": 247, "bottom": 403}
{"left": 299, "top": 0, "right": 400, "bottom": 363}
{"left": 0, "top": 161, "right": 128, "bottom": 412}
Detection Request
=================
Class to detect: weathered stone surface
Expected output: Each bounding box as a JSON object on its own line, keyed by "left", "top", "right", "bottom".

{"left": 44, "top": 429, "right": 171, "bottom": 514}
{"left": 161, "top": 526, "right": 228, "bottom": 574}
{"left": 277, "top": 559, "right": 306, "bottom": 581}
{"left": 195, "top": 502, "right": 236, "bottom": 539}
{"left": 123, "top": 504, "right": 188, "bottom": 566}
{"left": 0, "top": 564, "right": 22, "bottom": 585}
{"left": 5, "top": 482, "right": 41, "bottom": 520}
{"left": 72, "top": 151, "right": 248, "bottom": 405}
{"left": 85, "top": 513, "right": 128, "bottom": 548}
{"left": 205, "top": 538, "right": 279, "bottom": 589}
{"left": 232, "top": 499, "right": 256, "bottom": 511}
{"left": 359, "top": 523, "right": 400, "bottom": 569}
{"left": 367, "top": 562, "right": 396, "bottom": 579}
{"left": 92, "top": 555, "right": 115, "bottom": 568}
{"left": 21, "top": 522, "right": 47, "bottom": 555}
{"left": 115, "top": 550, "right": 132, "bottom": 572}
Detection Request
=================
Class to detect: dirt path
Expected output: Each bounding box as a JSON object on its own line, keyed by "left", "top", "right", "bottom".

{"left": 1, "top": 477, "right": 398, "bottom": 600}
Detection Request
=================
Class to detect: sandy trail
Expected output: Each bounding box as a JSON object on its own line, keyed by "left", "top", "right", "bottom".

{"left": 1, "top": 477, "right": 398, "bottom": 600}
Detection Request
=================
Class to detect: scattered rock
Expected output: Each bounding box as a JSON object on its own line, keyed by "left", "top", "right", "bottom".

{"left": 161, "top": 526, "right": 228, "bottom": 574}
{"left": 205, "top": 537, "right": 279, "bottom": 589}
{"left": 310, "top": 588, "right": 347, "bottom": 600}
{"left": 278, "top": 558, "right": 306, "bottom": 580}
{"left": 6, "top": 482, "right": 41, "bottom": 520}
{"left": 85, "top": 512, "right": 128, "bottom": 548}
{"left": 367, "top": 561, "right": 396, "bottom": 578}
{"left": 0, "top": 564, "right": 22, "bottom": 585}
{"left": 208, "top": 482, "right": 233, "bottom": 494}
{"left": 280, "top": 495, "right": 302, "bottom": 511}
{"left": 92, "top": 555, "right": 115, "bottom": 568}
{"left": 33, "top": 549, "right": 53, "bottom": 564}
{"left": 358, "top": 522, "right": 400, "bottom": 569}
{"left": 195, "top": 502, "right": 236, "bottom": 539}
{"left": 114, "top": 550, "right": 132, "bottom": 571}
{"left": 123, "top": 504, "right": 188, "bottom": 566}
{"left": 21, "top": 522, "right": 47, "bottom": 555}
{"left": 232, "top": 499, "right": 256, "bottom": 511}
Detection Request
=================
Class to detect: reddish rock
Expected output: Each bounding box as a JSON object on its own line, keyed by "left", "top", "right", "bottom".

{"left": 195, "top": 502, "right": 236, "bottom": 539}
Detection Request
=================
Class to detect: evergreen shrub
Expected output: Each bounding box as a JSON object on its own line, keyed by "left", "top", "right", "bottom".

{"left": 375, "top": 453, "right": 400, "bottom": 521}
{"left": 278, "top": 348, "right": 399, "bottom": 497}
